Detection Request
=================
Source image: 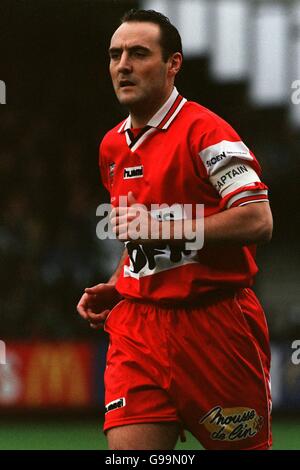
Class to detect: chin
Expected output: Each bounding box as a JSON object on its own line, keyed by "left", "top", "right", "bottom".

{"left": 117, "top": 94, "right": 140, "bottom": 107}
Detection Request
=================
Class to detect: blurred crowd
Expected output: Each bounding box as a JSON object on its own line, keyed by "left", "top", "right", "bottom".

{"left": 0, "top": 109, "right": 121, "bottom": 339}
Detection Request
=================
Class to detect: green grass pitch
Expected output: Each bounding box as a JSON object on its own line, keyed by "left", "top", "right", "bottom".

{"left": 0, "top": 417, "right": 299, "bottom": 450}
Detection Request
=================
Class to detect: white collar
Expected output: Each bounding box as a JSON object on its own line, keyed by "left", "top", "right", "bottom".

{"left": 118, "top": 87, "right": 186, "bottom": 133}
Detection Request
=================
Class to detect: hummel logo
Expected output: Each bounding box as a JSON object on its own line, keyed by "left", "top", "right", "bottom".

{"left": 123, "top": 165, "right": 143, "bottom": 179}
{"left": 105, "top": 397, "right": 126, "bottom": 413}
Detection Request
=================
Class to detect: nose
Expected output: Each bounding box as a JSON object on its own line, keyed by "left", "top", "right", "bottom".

{"left": 117, "top": 51, "right": 133, "bottom": 74}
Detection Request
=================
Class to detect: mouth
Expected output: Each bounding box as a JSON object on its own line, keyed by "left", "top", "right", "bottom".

{"left": 119, "top": 80, "right": 136, "bottom": 88}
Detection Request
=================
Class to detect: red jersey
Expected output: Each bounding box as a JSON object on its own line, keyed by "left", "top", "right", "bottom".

{"left": 99, "top": 88, "right": 268, "bottom": 303}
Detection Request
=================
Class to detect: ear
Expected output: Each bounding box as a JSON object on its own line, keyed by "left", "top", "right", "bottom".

{"left": 168, "top": 52, "right": 183, "bottom": 77}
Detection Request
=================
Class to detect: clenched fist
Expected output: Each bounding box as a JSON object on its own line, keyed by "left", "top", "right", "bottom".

{"left": 77, "top": 283, "right": 122, "bottom": 329}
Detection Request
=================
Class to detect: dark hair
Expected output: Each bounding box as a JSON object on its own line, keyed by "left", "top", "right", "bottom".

{"left": 120, "top": 9, "right": 183, "bottom": 62}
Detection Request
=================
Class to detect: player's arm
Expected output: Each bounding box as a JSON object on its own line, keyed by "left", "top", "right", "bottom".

{"left": 174, "top": 201, "right": 273, "bottom": 246}
{"left": 77, "top": 249, "right": 127, "bottom": 329}
{"left": 111, "top": 199, "right": 272, "bottom": 246}
{"left": 110, "top": 191, "right": 273, "bottom": 247}
{"left": 203, "top": 201, "right": 272, "bottom": 245}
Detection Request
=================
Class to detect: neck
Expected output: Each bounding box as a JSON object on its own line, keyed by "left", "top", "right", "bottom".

{"left": 130, "top": 87, "right": 174, "bottom": 128}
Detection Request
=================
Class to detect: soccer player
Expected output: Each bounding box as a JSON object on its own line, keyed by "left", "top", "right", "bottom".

{"left": 77, "top": 9, "right": 273, "bottom": 450}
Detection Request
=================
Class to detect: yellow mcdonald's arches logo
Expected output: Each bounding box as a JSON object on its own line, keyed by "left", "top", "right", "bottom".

{"left": 25, "top": 344, "right": 91, "bottom": 406}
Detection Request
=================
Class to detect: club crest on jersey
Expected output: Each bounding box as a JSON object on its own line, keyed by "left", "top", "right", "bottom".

{"left": 199, "top": 406, "right": 264, "bottom": 442}
{"left": 123, "top": 165, "right": 144, "bottom": 179}
{"left": 109, "top": 162, "right": 115, "bottom": 186}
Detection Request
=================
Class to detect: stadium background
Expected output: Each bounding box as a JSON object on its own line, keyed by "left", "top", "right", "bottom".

{"left": 0, "top": 0, "right": 299, "bottom": 450}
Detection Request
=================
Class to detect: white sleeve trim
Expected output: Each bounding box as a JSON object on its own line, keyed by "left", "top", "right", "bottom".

{"left": 238, "top": 199, "right": 269, "bottom": 207}
{"left": 227, "top": 189, "right": 268, "bottom": 208}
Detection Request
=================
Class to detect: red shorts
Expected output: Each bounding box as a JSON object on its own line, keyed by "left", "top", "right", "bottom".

{"left": 103, "top": 288, "right": 272, "bottom": 450}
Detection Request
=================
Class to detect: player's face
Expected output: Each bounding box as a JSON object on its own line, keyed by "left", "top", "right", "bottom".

{"left": 109, "top": 22, "right": 174, "bottom": 113}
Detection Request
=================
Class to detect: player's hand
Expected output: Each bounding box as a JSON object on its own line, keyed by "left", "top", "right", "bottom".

{"left": 110, "top": 191, "right": 161, "bottom": 242}
{"left": 77, "top": 283, "right": 122, "bottom": 330}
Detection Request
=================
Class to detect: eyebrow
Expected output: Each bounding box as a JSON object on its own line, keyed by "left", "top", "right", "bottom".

{"left": 108, "top": 45, "right": 151, "bottom": 55}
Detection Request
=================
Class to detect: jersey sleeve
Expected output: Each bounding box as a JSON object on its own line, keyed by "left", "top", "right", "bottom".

{"left": 98, "top": 139, "right": 110, "bottom": 193}
{"left": 191, "top": 114, "right": 269, "bottom": 209}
